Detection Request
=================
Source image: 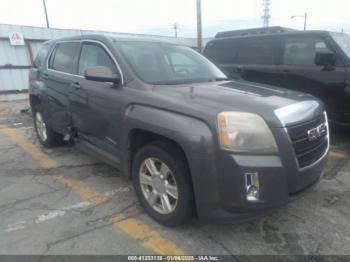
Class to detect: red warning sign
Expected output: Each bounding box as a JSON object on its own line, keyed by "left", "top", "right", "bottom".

{"left": 8, "top": 32, "right": 25, "bottom": 46}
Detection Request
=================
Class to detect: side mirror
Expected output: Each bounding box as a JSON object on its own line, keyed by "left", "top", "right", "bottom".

{"left": 85, "top": 66, "right": 121, "bottom": 84}
{"left": 315, "top": 52, "right": 336, "bottom": 67}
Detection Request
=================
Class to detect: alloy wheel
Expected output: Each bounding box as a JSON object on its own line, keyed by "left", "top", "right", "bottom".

{"left": 139, "top": 157, "right": 178, "bottom": 214}
{"left": 35, "top": 112, "right": 48, "bottom": 142}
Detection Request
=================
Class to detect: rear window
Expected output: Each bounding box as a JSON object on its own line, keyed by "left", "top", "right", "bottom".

{"left": 33, "top": 44, "right": 50, "bottom": 68}
{"left": 236, "top": 38, "right": 275, "bottom": 65}
{"left": 49, "top": 42, "right": 80, "bottom": 74}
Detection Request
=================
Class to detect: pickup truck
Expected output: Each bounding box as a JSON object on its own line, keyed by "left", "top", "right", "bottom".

{"left": 29, "top": 34, "right": 329, "bottom": 226}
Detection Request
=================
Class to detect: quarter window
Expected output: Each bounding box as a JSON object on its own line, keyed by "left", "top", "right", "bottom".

{"left": 33, "top": 44, "right": 50, "bottom": 68}
{"left": 283, "top": 37, "right": 332, "bottom": 66}
{"left": 78, "top": 44, "right": 116, "bottom": 76}
{"left": 49, "top": 42, "right": 80, "bottom": 74}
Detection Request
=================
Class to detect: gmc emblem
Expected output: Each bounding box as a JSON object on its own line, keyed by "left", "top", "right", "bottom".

{"left": 307, "top": 123, "right": 327, "bottom": 141}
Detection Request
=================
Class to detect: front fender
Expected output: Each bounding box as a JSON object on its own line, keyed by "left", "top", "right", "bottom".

{"left": 122, "top": 104, "right": 220, "bottom": 218}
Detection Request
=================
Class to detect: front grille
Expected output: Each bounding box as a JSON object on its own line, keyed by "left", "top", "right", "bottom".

{"left": 286, "top": 113, "right": 328, "bottom": 169}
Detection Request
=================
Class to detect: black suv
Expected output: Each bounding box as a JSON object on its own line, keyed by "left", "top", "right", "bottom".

{"left": 29, "top": 34, "right": 329, "bottom": 226}
{"left": 203, "top": 30, "right": 350, "bottom": 125}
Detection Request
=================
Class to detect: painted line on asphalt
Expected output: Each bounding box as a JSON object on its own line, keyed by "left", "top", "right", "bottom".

{"left": 0, "top": 124, "right": 59, "bottom": 169}
{"left": 0, "top": 125, "right": 186, "bottom": 255}
{"left": 5, "top": 221, "right": 26, "bottom": 233}
{"left": 56, "top": 174, "right": 186, "bottom": 254}
{"left": 3, "top": 188, "right": 130, "bottom": 233}
{"left": 116, "top": 217, "right": 186, "bottom": 255}
{"left": 329, "top": 150, "right": 347, "bottom": 159}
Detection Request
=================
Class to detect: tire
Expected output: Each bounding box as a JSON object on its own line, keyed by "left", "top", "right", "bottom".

{"left": 132, "top": 141, "right": 194, "bottom": 226}
{"left": 33, "top": 105, "right": 63, "bottom": 148}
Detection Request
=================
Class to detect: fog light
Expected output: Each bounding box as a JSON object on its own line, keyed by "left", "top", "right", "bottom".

{"left": 245, "top": 172, "right": 260, "bottom": 201}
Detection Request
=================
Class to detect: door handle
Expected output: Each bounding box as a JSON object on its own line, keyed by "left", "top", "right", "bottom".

{"left": 282, "top": 69, "right": 290, "bottom": 74}
{"left": 71, "top": 82, "right": 81, "bottom": 90}
{"left": 42, "top": 73, "right": 49, "bottom": 80}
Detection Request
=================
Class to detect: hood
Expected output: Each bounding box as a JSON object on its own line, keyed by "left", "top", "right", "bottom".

{"left": 150, "top": 80, "right": 324, "bottom": 128}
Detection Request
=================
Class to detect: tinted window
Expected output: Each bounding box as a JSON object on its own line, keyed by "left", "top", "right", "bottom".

{"left": 33, "top": 44, "right": 50, "bottom": 68}
{"left": 50, "top": 42, "right": 80, "bottom": 74}
{"left": 236, "top": 38, "right": 275, "bottom": 65}
{"left": 283, "top": 36, "right": 332, "bottom": 66}
{"left": 204, "top": 39, "right": 239, "bottom": 64}
{"left": 114, "top": 41, "right": 227, "bottom": 84}
{"left": 78, "top": 44, "right": 116, "bottom": 76}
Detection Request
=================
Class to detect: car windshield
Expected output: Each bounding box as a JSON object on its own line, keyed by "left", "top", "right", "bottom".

{"left": 113, "top": 41, "right": 228, "bottom": 85}
{"left": 331, "top": 33, "right": 350, "bottom": 58}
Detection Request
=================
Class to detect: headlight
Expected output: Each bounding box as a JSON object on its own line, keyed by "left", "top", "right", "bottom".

{"left": 217, "top": 112, "right": 278, "bottom": 153}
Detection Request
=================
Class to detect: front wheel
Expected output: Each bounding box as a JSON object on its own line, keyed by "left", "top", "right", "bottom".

{"left": 132, "top": 141, "right": 194, "bottom": 226}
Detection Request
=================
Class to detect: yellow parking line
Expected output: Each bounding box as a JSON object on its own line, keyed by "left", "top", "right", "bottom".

{"left": 116, "top": 217, "right": 186, "bottom": 255}
{"left": 329, "top": 150, "right": 347, "bottom": 159}
{"left": 55, "top": 175, "right": 106, "bottom": 205}
{"left": 0, "top": 125, "right": 59, "bottom": 169}
{"left": 56, "top": 174, "right": 185, "bottom": 254}
{"left": 0, "top": 125, "right": 186, "bottom": 255}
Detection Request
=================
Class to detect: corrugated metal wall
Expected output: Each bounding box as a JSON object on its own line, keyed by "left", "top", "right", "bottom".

{"left": 0, "top": 24, "right": 204, "bottom": 96}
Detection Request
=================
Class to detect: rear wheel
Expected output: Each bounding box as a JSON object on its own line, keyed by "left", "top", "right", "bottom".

{"left": 33, "top": 105, "right": 62, "bottom": 148}
{"left": 132, "top": 141, "right": 194, "bottom": 226}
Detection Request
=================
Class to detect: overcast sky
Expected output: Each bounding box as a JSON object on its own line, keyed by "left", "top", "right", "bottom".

{"left": 0, "top": 0, "right": 349, "bottom": 37}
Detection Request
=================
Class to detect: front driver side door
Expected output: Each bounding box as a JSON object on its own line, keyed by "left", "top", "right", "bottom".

{"left": 74, "top": 41, "right": 124, "bottom": 162}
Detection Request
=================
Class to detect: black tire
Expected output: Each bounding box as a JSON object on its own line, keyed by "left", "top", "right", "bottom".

{"left": 132, "top": 141, "right": 195, "bottom": 226}
{"left": 32, "top": 104, "right": 63, "bottom": 148}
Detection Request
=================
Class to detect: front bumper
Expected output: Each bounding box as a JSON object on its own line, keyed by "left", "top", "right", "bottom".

{"left": 192, "top": 126, "right": 328, "bottom": 223}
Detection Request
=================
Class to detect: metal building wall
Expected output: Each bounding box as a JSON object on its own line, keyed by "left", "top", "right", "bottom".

{"left": 0, "top": 24, "right": 203, "bottom": 98}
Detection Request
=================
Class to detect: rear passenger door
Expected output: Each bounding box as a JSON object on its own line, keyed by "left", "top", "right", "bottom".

{"left": 277, "top": 35, "right": 347, "bottom": 120}
{"left": 45, "top": 42, "right": 81, "bottom": 134}
{"left": 234, "top": 37, "right": 280, "bottom": 86}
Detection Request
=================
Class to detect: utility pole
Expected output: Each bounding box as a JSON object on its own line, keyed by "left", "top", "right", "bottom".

{"left": 196, "top": 0, "right": 203, "bottom": 52}
{"left": 262, "top": 0, "right": 270, "bottom": 28}
{"left": 291, "top": 12, "right": 307, "bottom": 31}
{"left": 173, "top": 23, "right": 179, "bottom": 38}
{"left": 43, "top": 0, "right": 50, "bottom": 28}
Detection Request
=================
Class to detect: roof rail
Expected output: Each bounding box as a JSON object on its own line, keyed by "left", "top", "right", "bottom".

{"left": 215, "top": 26, "right": 298, "bottom": 38}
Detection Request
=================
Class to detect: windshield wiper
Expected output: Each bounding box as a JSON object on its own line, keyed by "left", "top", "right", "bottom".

{"left": 206, "top": 77, "right": 229, "bottom": 82}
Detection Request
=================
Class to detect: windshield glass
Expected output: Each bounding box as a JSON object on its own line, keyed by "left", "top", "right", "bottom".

{"left": 114, "top": 41, "right": 227, "bottom": 85}
{"left": 331, "top": 33, "right": 350, "bottom": 58}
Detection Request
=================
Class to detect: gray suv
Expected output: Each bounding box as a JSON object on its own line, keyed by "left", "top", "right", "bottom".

{"left": 29, "top": 34, "right": 329, "bottom": 226}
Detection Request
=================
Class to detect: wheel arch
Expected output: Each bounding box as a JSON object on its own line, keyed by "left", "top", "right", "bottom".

{"left": 121, "top": 105, "right": 216, "bottom": 218}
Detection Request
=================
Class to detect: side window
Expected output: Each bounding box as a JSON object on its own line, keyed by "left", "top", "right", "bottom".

{"left": 78, "top": 44, "right": 116, "bottom": 76}
{"left": 204, "top": 40, "right": 239, "bottom": 64}
{"left": 33, "top": 44, "right": 50, "bottom": 68}
{"left": 236, "top": 38, "right": 275, "bottom": 65}
{"left": 49, "top": 42, "right": 80, "bottom": 74}
{"left": 283, "top": 37, "right": 332, "bottom": 66}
